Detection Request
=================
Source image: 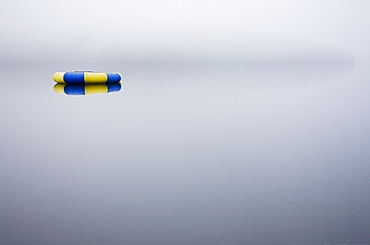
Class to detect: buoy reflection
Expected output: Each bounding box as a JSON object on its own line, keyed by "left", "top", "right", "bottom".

{"left": 54, "top": 82, "right": 121, "bottom": 95}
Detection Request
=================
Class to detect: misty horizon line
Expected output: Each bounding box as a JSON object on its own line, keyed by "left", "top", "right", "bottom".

{"left": 0, "top": 55, "right": 356, "bottom": 66}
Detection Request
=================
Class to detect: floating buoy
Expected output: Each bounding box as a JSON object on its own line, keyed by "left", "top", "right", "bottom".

{"left": 54, "top": 83, "right": 121, "bottom": 95}
{"left": 53, "top": 71, "right": 121, "bottom": 84}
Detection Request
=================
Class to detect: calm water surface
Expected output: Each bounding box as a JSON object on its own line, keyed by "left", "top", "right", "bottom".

{"left": 0, "top": 62, "right": 369, "bottom": 245}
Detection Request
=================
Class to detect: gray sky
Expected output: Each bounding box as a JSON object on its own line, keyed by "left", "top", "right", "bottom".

{"left": 0, "top": 0, "right": 369, "bottom": 63}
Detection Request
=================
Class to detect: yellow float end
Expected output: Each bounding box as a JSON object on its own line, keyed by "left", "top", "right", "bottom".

{"left": 53, "top": 72, "right": 66, "bottom": 83}
{"left": 84, "top": 72, "right": 108, "bottom": 83}
{"left": 53, "top": 83, "right": 65, "bottom": 94}
{"left": 85, "top": 84, "right": 108, "bottom": 95}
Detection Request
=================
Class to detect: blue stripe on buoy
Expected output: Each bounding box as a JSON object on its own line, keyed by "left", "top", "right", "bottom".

{"left": 64, "top": 84, "right": 85, "bottom": 95}
{"left": 64, "top": 72, "right": 85, "bottom": 84}
{"left": 107, "top": 82, "right": 122, "bottom": 93}
{"left": 106, "top": 73, "right": 121, "bottom": 83}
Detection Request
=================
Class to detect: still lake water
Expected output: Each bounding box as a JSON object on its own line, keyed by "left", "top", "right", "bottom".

{"left": 0, "top": 61, "right": 369, "bottom": 245}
